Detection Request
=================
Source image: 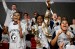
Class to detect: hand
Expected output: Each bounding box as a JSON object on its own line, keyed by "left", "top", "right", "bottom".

{"left": 59, "top": 42, "right": 64, "bottom": 49}
{"left": 66, "top": 32, "right": 71, "bottom": 39}
{"left": 56, "top": 30, "right": 62, "bottom": 36}
{"left": 46, "top": 0, "right": 50, "bottom": 3}
{"left": 17, "top": 20, "right": 20, "bottom": 25}
{"left": 66, "top": 32, "right": 70, "bottom": 36}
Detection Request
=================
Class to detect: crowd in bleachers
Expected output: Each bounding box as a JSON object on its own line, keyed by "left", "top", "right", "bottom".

{"left": 0, "top": 0, "right": 75, "bottom": 49}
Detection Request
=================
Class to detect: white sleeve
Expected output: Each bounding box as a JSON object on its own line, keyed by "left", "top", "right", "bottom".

{"left": 21, "top": 23, "right": 25, "bottom": 34}
{"left": 70, "top": 32, "right": 74, "bottom": 38}
{"left": 2, "top": 0, "right": 10, "bottom": 12}
{"left": 50, "top": 8, "right": 53, "bottom": 15}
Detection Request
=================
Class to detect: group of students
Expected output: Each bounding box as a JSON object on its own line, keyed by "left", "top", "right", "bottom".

{"left": 0, "top": 0, "right": 75, "bottom": 49}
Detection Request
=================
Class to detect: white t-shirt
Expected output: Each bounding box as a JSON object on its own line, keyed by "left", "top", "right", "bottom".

{"left": 69, "top": 25, "right": 75, "bottom": 34}
{"left": 56, "top": 29, "right": 74, "bottom": 49}
{"left": 38, "top": 26, "right": 49, "bottom": 49}
{"left": 8, "top": 21, "right": 26, "bottom": 49}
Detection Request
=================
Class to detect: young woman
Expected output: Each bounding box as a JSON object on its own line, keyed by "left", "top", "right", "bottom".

{"left": 8, "top": 12, "right": 26, "bottom": 49}
{"left": 50, "top": 20, "right": 74, "bottom": 49}
{"left": 33, "top": 15, "right": 50, "bottom": 49}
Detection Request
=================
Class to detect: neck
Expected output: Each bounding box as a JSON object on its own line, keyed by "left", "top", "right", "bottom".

{"left": 13, "top": 21, "right": 18, "bottom": 25}
{"left": 38, "top": 23, "right": 42, "bottom": 26}
{"left": 62, "top": 30, "right": 67, "bottom": 34}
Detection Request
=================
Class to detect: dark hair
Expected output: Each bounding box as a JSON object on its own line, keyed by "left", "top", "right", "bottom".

{"left": 13, "top": 11, "right": 22, "bottom": 19}
{"left": 35, "top": 15, "right": 44, "bottom": 22}
{"left": 23, "top": 13, "right": 29, "bottom": 16}
{"left": 12, "top": 4, "right": 17, "bottom": 6}
{"left": 60, "top": 19, "right": 68, "bottom": 25}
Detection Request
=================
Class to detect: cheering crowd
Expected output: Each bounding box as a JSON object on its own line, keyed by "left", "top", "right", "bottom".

{"left": 0, "top": 0, "right": 75, "bottom": 49}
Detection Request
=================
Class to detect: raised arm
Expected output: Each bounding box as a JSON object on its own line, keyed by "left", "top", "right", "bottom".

{"left": 45, "top": 0, "right": 50, "bottom": 17}
{"left": 2, "top": 0, "right": 9, "bottom": 12}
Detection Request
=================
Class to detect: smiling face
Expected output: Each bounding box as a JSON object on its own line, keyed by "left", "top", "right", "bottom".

{"left": 36, "top": 15, "right": 43, "bottom": 26}
{"left": 52, "top": 13, "right": 57, "bottom": 21}
{"left": 60, "top": 20, "right": 68, "bottom": 31}
{"left": 11, "top": 4, "right": 17, "bottom": 10}
{"left": 13, "top": 12, "right": 20, "bottom": 22}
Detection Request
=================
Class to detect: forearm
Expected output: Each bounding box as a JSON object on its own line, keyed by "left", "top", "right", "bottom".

{"left": 2, "top": 0, "right": 9, "bottom": 12}
{"left": 19, "top": 25, "right": 23, "bottom": 38}
{"left": 50, "top": 35, "right": 58, "bottom": 46}
{"left": 46, "top": 1, "right": 50, "bottom": 10}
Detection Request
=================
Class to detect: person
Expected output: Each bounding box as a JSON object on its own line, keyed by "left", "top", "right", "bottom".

{"left": 68, "top": 18, "right": 75, "bottom": 45}
{"left": 21, "top": 13, "right": 32, "bottom": 32}
{"left": 21, "top": 13, "right": 32, "bottom": 48}
{"left": 8, "top": 12, "right": 26, "bottom": 49}
{"left": 50, "top": 20, "right": 74, "bottom": 49}
{"left": 2, "top": 26, "right": 9, "bottom": 43}
{"left": 49, "top": 13, "right": 58, "bottom": 35}
{"left": 31, "top": 12, "right": 39, "bottom": 25}
{"left": 2, "top": 0, "right": 17, "bottom": 27}
{"left": 1, "top": 26, "right": 9, "bottom": 49}
{"left": 34, "top": 15, "right": 50, "bottom": 49}
{"left": 69, "top": 18, "right": 75, "bottom": 35}
{"left": 57, "top": 16, "right": 61, "bottom": 25}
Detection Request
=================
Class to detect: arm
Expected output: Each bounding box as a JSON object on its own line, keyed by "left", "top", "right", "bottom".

{"left": 45, "top": 0, "right": 50, "bottom": 17}
{"left": 2, "top": 0, "right": 9, "bottom": 12}
{"left": 50, "top": 30, "right": 62, "bottom": 46}
{"left": 50, "top": 34, "right": 59, "bottom": 46}
{"left": 46, "top": 0, "right": 50, "bottom": 9}
{"left": 18, "top": 21, "right": 23, "bottom": 38}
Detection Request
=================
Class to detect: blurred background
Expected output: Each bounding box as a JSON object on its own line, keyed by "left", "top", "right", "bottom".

{"left": 0, "top": 0, "right": 75, "bottom": 25}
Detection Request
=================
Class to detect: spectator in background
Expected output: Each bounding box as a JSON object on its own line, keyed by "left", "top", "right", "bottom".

{"left": 2, "top": 26, "right": 9, "bottom": 43}
{"left": 62, "top": 17, "right": 67, "bottom": 20}
{"left": 21, "top": 13, "right": 32, "bottom": 49}
{"left": 21, "top": 13, "right": 32, "bottom": 33}
{"left": 69, "top": 18, "right": 75, "bottom": 45}
{"left": 57, "top": 16, "right": 61, "bottom": 25}
{"left": 69, "top": 18, "right": 75, "bottom": 35}
{"left": 2, "top": 0, "right": 17, "bottom": 27}
{"left": 54, "top": 16, "right": 61, "bottom": 31}
{"left": 50, "top": 13, "right": 58, "bottom": 35}
{"left": 50, "top": 13, "right": 58, "bottom": 28}
{"left": 31, "top": 12, "right": 39, "bottom": 25}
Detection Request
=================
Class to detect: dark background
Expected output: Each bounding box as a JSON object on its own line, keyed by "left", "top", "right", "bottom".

{"left": 0, "top": 2, "right": 75, "bottom": 26}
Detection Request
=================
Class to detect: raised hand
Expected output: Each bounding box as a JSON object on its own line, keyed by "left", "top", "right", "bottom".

{"left": 56, "top": 30, "right": 62, "bottom": 36}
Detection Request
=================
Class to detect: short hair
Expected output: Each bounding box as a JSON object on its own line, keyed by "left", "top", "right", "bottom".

{"left": 35, "top": 15, "right": 44, "bottom": 22}
{"left": 12, "top": 4, "right": 17, "bottom": 6}
{"left": 23, "top": 13, "right": 29, "bottom": 16}
{"left": 60, "top": 19, "right": 68, "bottom": 25}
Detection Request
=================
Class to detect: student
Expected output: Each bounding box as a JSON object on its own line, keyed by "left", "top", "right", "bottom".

{"left": 69, "top": 18, "right": 75, "bottom": 45}
{"left": 2, "top": 0, "right": 17, "bottom": 27}
{"left": 2, "top": 26, "right": 9, "bottom": 43}
{"left": 8, "top": 12, "right": 26, "bottom": 49}
{"left": 69, "top": 18, "right": 75, "bottom": 35}
{"left": 34, "top": 15, "right": 50, "bottom": 49}
{"left": 21, "top": 13, "right": 32, "bottom": 48}
{"left": 50, "top": 20, "right": 74, "bottom": 49}
{"left": 31, "top": 12, "right": 39, "bottom": 25}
